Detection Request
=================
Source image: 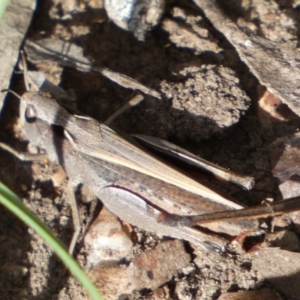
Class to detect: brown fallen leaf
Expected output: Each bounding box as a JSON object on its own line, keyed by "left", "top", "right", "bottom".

{"left": 86, "top": 240, "right": 191, "bottom": 299}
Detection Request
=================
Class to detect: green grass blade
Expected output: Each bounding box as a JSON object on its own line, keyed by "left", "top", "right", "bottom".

{"left": 0, "top": 181, "right": 103, "bottom": 300}
{"left": 0, "top": 0, "right": 9, "bottom": 20}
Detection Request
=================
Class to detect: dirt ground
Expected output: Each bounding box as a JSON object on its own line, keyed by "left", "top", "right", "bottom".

{"left": 1, "top": 0, "right": 300, "bottom": 299}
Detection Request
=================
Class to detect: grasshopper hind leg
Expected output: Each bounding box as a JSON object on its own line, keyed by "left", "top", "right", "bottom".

{"left": 97, "top": 185, "right": 228, "bottom": 251}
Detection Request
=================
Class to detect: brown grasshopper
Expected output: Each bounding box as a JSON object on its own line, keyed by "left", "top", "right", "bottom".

{"left": 2, "top": 69, "right": 300, "bottom": 255}
{"left": 13, "top": 90, "right": 247, "bottom": 254}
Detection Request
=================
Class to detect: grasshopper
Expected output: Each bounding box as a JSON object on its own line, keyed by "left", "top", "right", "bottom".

{"left": 2, "top": 63, "right": 300, "bottom": 256}
{"left": 13, "top": 90, "right": 247, "bottom": 254}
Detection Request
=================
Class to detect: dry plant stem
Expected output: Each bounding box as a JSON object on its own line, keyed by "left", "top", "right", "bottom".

{"left": 194, "top": 0, "right": 300, "bottom": 117}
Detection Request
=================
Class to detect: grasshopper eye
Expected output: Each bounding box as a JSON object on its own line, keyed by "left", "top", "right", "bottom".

{"left": 25, "top": 104, "right": 37, "bottom": 122}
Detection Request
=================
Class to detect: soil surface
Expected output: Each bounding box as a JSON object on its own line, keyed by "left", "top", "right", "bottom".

{"left": 1, "top": 0, "right": 300, "bottom": 299}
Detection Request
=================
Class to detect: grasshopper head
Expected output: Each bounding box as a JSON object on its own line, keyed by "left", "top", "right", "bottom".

{"left": 21, "top": 91, "right": 69, "bottom": 128}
